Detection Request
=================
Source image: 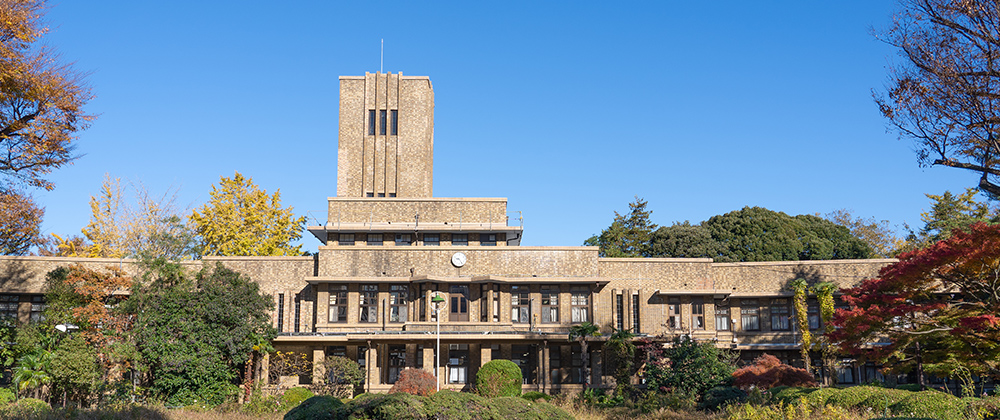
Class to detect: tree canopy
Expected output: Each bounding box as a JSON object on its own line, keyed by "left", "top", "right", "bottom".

{"left": 648, "top": 207, "right": 873, "bottom": 262}
{"left": 0, "top": 190, "right": 43, "bottom": 255}
{"left": 588, "top": 196, "right": 657, "bottom": 257}
{"left": 190, "top": 172, "right": 306, "bottom": 256}
{"left": 875, "top": 0, "right": 1000, "bottom": 197}
{"left": 0, "top": 0, "right": 93, "bottom": 193}
{"left": 831, "top": 222, "right": 1000, "bottom": 381}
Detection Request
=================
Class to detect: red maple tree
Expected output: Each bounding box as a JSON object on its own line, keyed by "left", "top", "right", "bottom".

{"left": 733, "top": 354, "right": 816, "bottom": 390}
{"left": 831, "top": 223, "right": 1000, "bottom": 381}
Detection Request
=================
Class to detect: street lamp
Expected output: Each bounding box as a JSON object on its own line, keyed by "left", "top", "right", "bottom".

{"left": 431, "top": 293, "right": 446, "bottom": 391}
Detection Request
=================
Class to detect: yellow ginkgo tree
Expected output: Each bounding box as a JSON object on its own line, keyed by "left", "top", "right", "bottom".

{"left": 190, "top": 172, "right": 306, "bottom": 256}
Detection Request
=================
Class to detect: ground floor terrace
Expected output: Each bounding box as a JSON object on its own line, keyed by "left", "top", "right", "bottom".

{"left": 267, "top": 333, "right": 901, "bottom": 394}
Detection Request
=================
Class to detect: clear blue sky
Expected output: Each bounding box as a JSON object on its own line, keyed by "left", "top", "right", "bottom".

{"left": 33, "top": 1, "right": 979, "bottom": 253}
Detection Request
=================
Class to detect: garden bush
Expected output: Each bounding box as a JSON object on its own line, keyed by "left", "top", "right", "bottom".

{"left": 804, "top": 387, "right": 840, "bottom": 408}
{"left": 700, "top": 386, "right": 747, "bottom": 411}
{"left": 965, "top": 395, "right": 1000, "bottom": 420}
{"left": 895, "top": 384, "right": 923, "bottom": 392}
{"left": 520, "top": 391, "right": 550, "bottom": 401}
{"left": 282, "top": 387, "right": 315, "bottom": 408}
{"left": 284, "top": 395, "right": 343, "bottom": 420}
{"left": 389, "top": 368, "right": 438, "bottom": 397}
{"left": 733, "top": 354, "right": 817, "bottom": 390}
{"left": 859, "top": 387, "right": 913, "bottom": 414}
{"left": 825, "top": 385, "right": 882, "bottom": 408}
{"left": 1, "top": 398, "right": 50, "bottom": 417}
{"left": 324, "top": 356, "right": 364, "bottom": 397}
{"left": 769, "top": 386, "right": 817, "bottom": 405}
{"left": 890, "top": 390, "right": 967, "bottom": 420}
{"left": 0, "top": 387, "right": 15, "bottom": 405}
{"left": 322, "top": 390, "right": 573, "bottom": 420}
{"left": 475, "top": 359, "right": 522, "bottom": 398}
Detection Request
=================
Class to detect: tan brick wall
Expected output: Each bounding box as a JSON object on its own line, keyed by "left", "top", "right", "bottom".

{"left": 326, "top": 197, "right": 508, "bottom": 224}
{"left": 317, "top": 246, "right": 598, "bottom": 278}
{"left": 337, "top": 73, "right": 433, "bottom": 198}
{"left": 711, "top": 259, "right": 892, "bottom": 293}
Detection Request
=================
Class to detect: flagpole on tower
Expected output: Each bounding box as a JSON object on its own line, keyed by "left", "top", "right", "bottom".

{"left": 380, "top": 39, "right": 384, "bottom": 73}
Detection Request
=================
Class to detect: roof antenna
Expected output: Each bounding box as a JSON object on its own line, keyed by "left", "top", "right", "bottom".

{"left": 380, "top": 39, "right": 384, "bottom": 73}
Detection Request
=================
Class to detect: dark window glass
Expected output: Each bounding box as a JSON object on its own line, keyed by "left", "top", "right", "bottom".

{"left": 360, "top": 285, "right": 378, "bottom": 323}
{"left": 541, "top": 286, "right": 558, "bottom": 323}
{"left": 329, "top": 285, "right": 347, "bottom": 322}
{"left": 339, "top": 233, "right": 354, "bottom": 246}
{"left": 480, "top": 233, "right": 496, "bottom": 246}
{"left": 693, "top": 297, "right": 705, "bottom": 330}
{"left": 423, "top": 234, "right": 439, "bottom": 246}
{"left": 368, "top": 234, "right": 382, "bottom": 245}
{"left": 715, "top": 300, "right": 730, "bottom": 331}
{"left": 741, "top": 299, "right": 760, "bottom": 331}
{"left": 0, "top": 295, "right": 18, "bottom": 320}
{"left": 667, "top": 298, "right": 681, "bottom": 329}
{"left": 770, "top": 298, "right": 791, "bottom": 331}
{"left": 615, "top": 294, "right": 624, "bottom": 331}
{"left": 389, "top": 285, "right": 408, "bottom": 322}
{"left": 368, "top": 110, "right": 376, "bottom": 135}
{"left": 277, "top": 293, "right": 285, "bottom": 333}
{"left": 379, "top": 110, "right": 387, "bottom": 135}
{"left": 391, "top": 110, "right": 398, "bottom": 135}
{"left": 452, "top": 234, "right": 467, "bottom": 246}
{"left": 511, "top": 286, "right": 530, "bottom": 323}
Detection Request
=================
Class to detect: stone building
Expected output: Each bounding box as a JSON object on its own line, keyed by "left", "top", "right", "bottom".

{"left": 0, "top": 72, "right": 894, "bottom": 393}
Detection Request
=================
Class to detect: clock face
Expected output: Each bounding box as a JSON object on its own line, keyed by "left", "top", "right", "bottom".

{"left": 451, "top": 252, "right": 467, "bottom": 267}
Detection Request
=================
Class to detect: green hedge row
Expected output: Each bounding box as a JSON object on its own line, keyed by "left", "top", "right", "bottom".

{"left": 284, "top": 390, "right": 573, "bottom": 420}
{"left": 770, "top": 386, "right": 1000, "bottom": 420}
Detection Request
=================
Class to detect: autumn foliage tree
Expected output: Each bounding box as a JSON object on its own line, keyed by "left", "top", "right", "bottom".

{"left": 0, "top": 190, "right": 43, "bottom": 255}
{"left": 191, "top": 172, "right": 306, "bottom": 256}
{"left": 831, "top": 222, "right": 1000, "bottom": 383}
{"left": 875, "top": 0, "right": 1000, "bottom": 197}
{"left": 733, "top": 354, "right": 817, "bottom": 390}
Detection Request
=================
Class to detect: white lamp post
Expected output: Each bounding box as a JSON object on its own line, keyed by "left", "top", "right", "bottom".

{"left": 431, "top": 293, "right": 446, "bottom": 391}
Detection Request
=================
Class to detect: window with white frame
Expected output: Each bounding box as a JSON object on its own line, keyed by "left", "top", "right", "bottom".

{"left": 540, "top": 286, "right": 558, "bottom": 323}
{"left": 511, "top": 286, "right": 530, "bottom": 323}
{"left": 0, "top": 295, "right": 17, "bottom": 320}
{"left": 571, "top": 287, "right": 590, "bottom": 323}
{"left": 741, "top": 299, "right": 760, "bottom": 331}
{"left": 339, "top": 233, "right": 354, "bottom": 245}
{"left": 360, "top": 285, "right": 378, "bottom": 323}
{"left": 714, "top": 299, "right": 730, "bottom": 331}
{"left": 770, "top": 298, "right": 791, "bottom": 331}
{"left": 389, "top": 285, "right": 408, "bottom": 322}
{"left": 667, "top": 297, "right": 681, "bottom": 329}
{"left": 692, "top": 297, "right": 705, "bottom": 330}
{"left": 329, "top": 285, "right": 347, "bottom": 322}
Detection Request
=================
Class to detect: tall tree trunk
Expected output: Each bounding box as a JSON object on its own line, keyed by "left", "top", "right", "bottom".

{"left": 581, "top": 339, "right": 590, "bottom": 388}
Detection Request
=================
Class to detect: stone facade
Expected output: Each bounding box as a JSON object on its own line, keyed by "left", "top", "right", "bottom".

{"left": 0, "top": 73, "right": 896, "bottom": 394}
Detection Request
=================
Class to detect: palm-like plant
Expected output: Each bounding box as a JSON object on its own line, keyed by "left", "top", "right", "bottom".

{"left": 13, "top": 351, "right": 52, "bottom": 399}
{"left": 568, "top": 322, "right": 600, "bottom": 388}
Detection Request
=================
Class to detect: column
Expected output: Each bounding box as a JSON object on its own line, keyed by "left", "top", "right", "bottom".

{"left": 541, "top": 341, "right": 550, "bottom": 393}
{"left": 422, "top": 344, "right": 435, "bottom": 374}
{"left": 261, "top": 352, "right": 271, "bottom": 386}
{"left": 312, "top": 348, "right": 326, "bottom": 385}
{"left": 316, "top": 283, "right": 329, "bottom": 329}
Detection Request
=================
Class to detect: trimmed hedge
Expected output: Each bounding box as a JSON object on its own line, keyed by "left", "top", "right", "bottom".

{"left": 284, "top": 395, "right": 343, "bottom": 420}
{"left": 701, "top": 386, "right": 747, "bottom": 411}
{"left": 282, "top": 387, "right": 315, "bottom": 408}
{"left": 291, "top": 389, "right": 573, "bottom": 420}
{"left": 520, "top": 391, "right": 551, "bottom": 401}
{"left": 890, "top": 390, "right": 967, "bottom": 420}
{"left": 476, "top": 360, "right": 522, "bottom": 398}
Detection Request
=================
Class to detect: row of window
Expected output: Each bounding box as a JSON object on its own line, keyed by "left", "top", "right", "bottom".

{"left": 663, "top": 298, "right": 823, "bottom": 332}
{"left": 0, "top": 295, "right": 45, "bottom": 322}
{"left": 367, "top": 109, "right": 399, "bottom": 136}
{"left": 326, "top": 284, "right": 591, "bottom": 325}
{"left": 337, "top": 233, "right": 499, "bottom": 246}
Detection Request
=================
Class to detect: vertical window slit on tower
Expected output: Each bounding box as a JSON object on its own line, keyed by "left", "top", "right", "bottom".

{"left": 277, "top": 293, "right": 285, "bottom": 333}
{"left": 391, "top": 110, "right": 398, "bottom": 135}
{"left": 368, "top": 110, "right": 376, "bottom": 135}
{"left": 379, "top": 110, "right": 387, "bottom": 135}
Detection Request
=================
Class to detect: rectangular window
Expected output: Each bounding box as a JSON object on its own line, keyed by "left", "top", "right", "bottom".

{"left": 692, "top": 297, "right": 705, "bottom": 330}
{"left": 571, "top": 287, "right": 590, "bottom": 323}
{"left": 367, "top": 233, "right": 382, "bottom": 246}
{"left": 29, "top": 296, "right": 45, "bottom": 323}
{"left": 837, "top": 361, "right": 855, "bottom": 384}
{"left": 389, "top": 285, "right": 408, "bottom": 323}
{"left": 329, "top": 285, "right": 347, "bottom": 323}
{"left": 390, "top": 110, "right": 398, "bottom": 135}
{"left": 808, "top": 301, "right": 821, "bottom": 330}
{"left": 667, "top": 298, "right": 681, "bottom": 329}
{"left": 616, "top": 293, "right": 624, "bottom": 331}
{"left": 395, "top": 234, "right": 411, "bottom": 246}
{"left": 480, "top": 284, "right": 490, "bottom": 322}
{"left": 448, "top": 344, "right": 469, "bottom": 384}
{"left": 741, "top": 299, "right": 760, "bottom": 331}
{"left": 366, "top": 192, "right": 374, "bottom": 197}
{"left": 379, "top": 110, "right": 387, "bottom": 135}
{"left": 632, "top": 293, "right": 640, "bottom": 333}
{"left": 418, "top": 284, "right": 427, "bottom": 322}
{"left": 452, "top": 233, "right": 468, "bottom": 246}
{"left": 511, "top": 285, "right": 530, "bottom": 323}
{"left": 479, "top": 233, "right": 496, "bottom": 246}
{"left": 0, "top": 295, "right": 18, "bottom": 320}
{"left": 570, "top": 344, "right": 584, "bottom": 384}
{"left": 541, "top": 286, "right": 558, "bottom": 323}
{"left": 387, "top": 345, "right": 406, "bottom": 384}
{"left": 449, "top": 285, "right": 469, "bottom": 321}
{"left": 294, "top": 295, "right": 301, "bottom": 333}
{"left": 423, "top": 234, "right": 439, "bottom": 246}
{"left": 277, "top": 293, "right": 285, "bottom": 333}
{"left": 339, "top": 233, "right": 355, "bottom": 246}
{"left": 368, "top": 110, "right": 376, "bottom": 135}
{"left": 770, "top": 298, "right": 791, "bottom": 331}
{"left": 377, "top": 193, "right": 385, "bottom": 197}
{"left": 360, "top": 285, "right": 378, "bottom": 323}
{"left": 715, "top": 300, "right": 730, "bottom": 331}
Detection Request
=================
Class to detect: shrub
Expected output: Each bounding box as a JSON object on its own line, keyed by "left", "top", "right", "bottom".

{"left": 896, "top": 383, "right": 923, "bottom": 392}
{"left": 859, "top": 387, "right": 913, "bottom": 414}
{"left": 282, "top": 387, "right": 315, "bottom": 408}
{"left": 645, "top": 335, "right": 736, "bottom": 399}
{"left": 284, "top": 395, "right": 343, "bottom": 420}
{"left": 733, "top": 353, "right": 817, "bottom": 390}
{"left": 322, "top": 356, "right": 364, "bottom": 398}
{"left": 475, "top": 359, "right": 522, "bottom": 398}
{"left": 769, "top": 386, "right": 817, "bottom": 405}
{"left": 890, "top": 390, "right": 967, "bottom": 420}
{"left": 342, "top": 392, "right": 429, "bottom": 419}
{"left": 491, "top": 395, "right": 574, "bottom": 420}
{"left": 389, "top": 368, "right": 438, "bottom": 397}
{"left": 0, "top": 387, "right": 14, "bottom": 405}
{"left": 3, "top": 398, "right": 50, "bottom": 417}
{"left": 825, "top": 385, "right": 881, "bottom": 408}
{"left": 700, "top": 386, "right": 747, "bottom": 411}
{"left": 332, "top": 390, "right": 573, "bottom": 420}
{"left": 965, "top": 395, "right": 1000, "bottom": 420}
{"left": 241, "top": 392, "right": 283, "bottom": 415}
{"left": 520, "top": 391, "right": 551, "bottom": 401}
{"left": 803, "top": 387, "right": 839, "bottom": 408}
